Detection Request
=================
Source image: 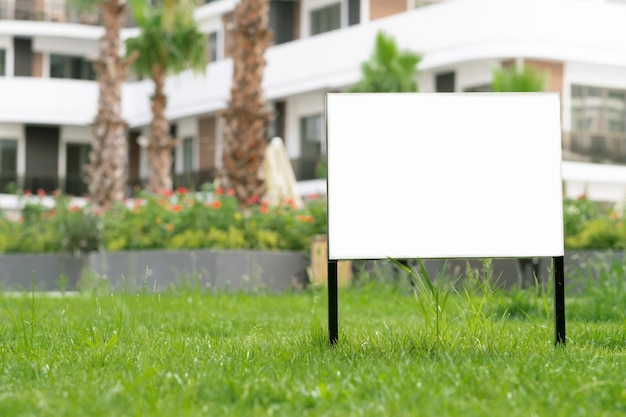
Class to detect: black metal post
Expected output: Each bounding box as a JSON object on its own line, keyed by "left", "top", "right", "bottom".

{"left": 328, "top": 260, "right": 338, "bottom": 344}
{"left": 553, "top": 256, "right": 566, "bottom": 346}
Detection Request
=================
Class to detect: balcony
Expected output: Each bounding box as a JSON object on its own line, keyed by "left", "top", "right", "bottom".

{"left": 0, "top": 0, "right": 136, "bottom": 27}
{"left": 0, "top": 77, "right": 98, "bottom": 125}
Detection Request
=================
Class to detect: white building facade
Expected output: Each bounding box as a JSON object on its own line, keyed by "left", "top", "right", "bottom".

{"left": 1, "top": 0, "right": 626, "bottom": 200}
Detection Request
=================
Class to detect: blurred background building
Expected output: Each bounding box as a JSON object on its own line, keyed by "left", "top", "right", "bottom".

{"left": 0, "top": 0, "right": 625, "bottom": 200}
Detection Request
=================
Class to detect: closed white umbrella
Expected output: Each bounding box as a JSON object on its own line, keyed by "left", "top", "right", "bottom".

{"left": 263, "top": 137, "right": 304, "bottom": 208}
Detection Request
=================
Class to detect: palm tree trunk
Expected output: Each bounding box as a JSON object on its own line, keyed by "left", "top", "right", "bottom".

{"left": 222, "top": 0, "right": 272, "bottom": 204}
{"left": 87, "top": 0, "right": 130, "bottom": 208}
{"left": 147, "top": 64, "right": 173, "bottom": 193}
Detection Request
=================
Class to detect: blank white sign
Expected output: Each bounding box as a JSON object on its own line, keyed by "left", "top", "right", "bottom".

{"left": 326, "top": 93, "right": 564, "bottom": 260}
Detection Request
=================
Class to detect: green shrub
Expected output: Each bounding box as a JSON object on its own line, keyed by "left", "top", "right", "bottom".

{"left": 1, "top": 188, "right": 327, "bottom": 254}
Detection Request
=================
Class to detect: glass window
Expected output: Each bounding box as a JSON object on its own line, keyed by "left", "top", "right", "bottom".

{"left": 207, "top": 31, "right": 218, "bottom": 62}
{"left": 182, "top": 137, "right": 193, "bottom": 172}
{"left": 0, "top": 49, "right": 5, "bottom": 76}
{"left": 464, "top": 84, "right": 492, "bottom": 93}
{"left": 66, "top": 143, "right": 91, "bottom": 195}
{"left": 569, "top": 85, "right": 626, "bottom": 164}
{"left": 0, "top": 139, "right": 17, "bottom": 174}
{"left": 606, "top": 90, "right": 626, "bottom": 133}
{"left": 299, "top": 114, "right": 325, "bottom": 179}
{"left": 50, "top": 54, "right": 95, "bottom": 80}
{"left": 311, "top": 3, "right": 341, "bottom": 35}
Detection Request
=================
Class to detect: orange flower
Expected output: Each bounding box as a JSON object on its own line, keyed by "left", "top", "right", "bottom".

{"left": 297, "top": 215, "right": 314, "bottom": 223}
{"left": 170, "top": 204, "right": 184, "bottom": 212}
{"left": 259, "top": 206, "right": 268, "bottom": 214}
{"left": 227, "top": 188, "right": 236, "bottom": 196}
{"left": 166, "top": 223, "right": 174, "bottom": 232}
{"left": 212, "top": 201, "right": 222, "bottom": 209}
{"left": 216, "top": 187, "right": 224, "bottom": 195}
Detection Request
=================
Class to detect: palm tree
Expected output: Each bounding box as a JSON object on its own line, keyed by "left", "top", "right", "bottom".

{"left": 70, "top": 0, "right": 135, "bottom": 208}
{"left": 125, "top": 0, "right": 206, "bottom": 193}
{"left": 350, "top": 31, "right": 421, "bottom": 93}
{"left": 492, "top": 63, "right": 546, "bottom": 92}
{"left": 221, "top": 0, "right": 272, "bottom": 204}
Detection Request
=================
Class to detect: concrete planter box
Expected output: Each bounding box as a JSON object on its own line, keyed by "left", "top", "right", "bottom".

{"left": 0, "top": 249, "right": 308, "bottom": 292}
{"left": 352, "top": 251, "right": 625, "bottom": 289}
{"left": 0, "top": 249, "right": 621, "bottom": 292}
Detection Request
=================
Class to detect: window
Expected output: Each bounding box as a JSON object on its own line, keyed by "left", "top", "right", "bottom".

{"left": 207, "top": 31, "right": 218, "bottom": 62}
{"left": 50, "top": 54, "right": 95, "bottom": 80}
{"left": 0, "top": 139, "right": 18, "bottom": 192}
{"left": 435, "top": 72, "right": 455, "bottom": 92}
{"left": 65, "top": 143, "right": 91, "bottom": 196}
{"left": 0, "top": 49, "right": 5, "bottom": 76}
{"left": 299, "top": 114, "right": 325, "bottom": 179}
{"left": 570, "top": 85, "right": 626, "bottom": 163}
{"left": 182, "top": 137, "right": 194, "bottom": 172}
{"left": 464, "top": 84, "right": 492, "bottom": 93}
{"left": 311, "top": 3, "right": 341, "bottom": 35}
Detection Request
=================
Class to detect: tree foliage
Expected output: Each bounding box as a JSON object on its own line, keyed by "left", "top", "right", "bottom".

{"left": 492, "top": 64, "right": 546, "bottom": 92}
{"left": 351, "top": 31, "right": 421, "bottom": 93}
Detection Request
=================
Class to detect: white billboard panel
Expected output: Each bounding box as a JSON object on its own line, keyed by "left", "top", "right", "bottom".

{"left": 326, "top": 93, "right": 563, "bottom": 260}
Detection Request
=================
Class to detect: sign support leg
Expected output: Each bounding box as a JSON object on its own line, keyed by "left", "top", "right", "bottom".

{"left": 553, "top": 256, "right": 566, "bottom": 346}
{"left": 328, "top": 260, "right": 338, "bottom": 345}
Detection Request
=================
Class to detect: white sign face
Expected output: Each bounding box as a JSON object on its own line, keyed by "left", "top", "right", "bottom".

{"left": 326, "top": 93, "right": 564, "bottom": 260}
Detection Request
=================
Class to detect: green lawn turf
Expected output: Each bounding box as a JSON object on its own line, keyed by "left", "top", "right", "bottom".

{"left": 0, "top": 276, "right": 625, "bottom": 417}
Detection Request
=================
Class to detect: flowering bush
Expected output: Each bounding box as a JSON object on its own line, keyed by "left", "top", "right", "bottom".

{"left": 563, "top": 196, "right": 625, "bottom": 250}
{"left": 0, "top": 188, "right": 327, "bottom": 254}
{"left": 3, "top": 191, "right": 624, "bottom": 254}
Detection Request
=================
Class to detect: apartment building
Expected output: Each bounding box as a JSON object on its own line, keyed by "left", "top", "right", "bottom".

{"left": 1, "top": 0, "right": 626, "bottom": 200}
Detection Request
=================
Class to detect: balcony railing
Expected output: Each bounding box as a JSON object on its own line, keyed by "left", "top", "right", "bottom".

{"left": 0, "top": 0, "right": 136, "bottom": 27}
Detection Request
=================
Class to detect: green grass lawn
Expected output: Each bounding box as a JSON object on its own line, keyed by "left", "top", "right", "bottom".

{"left": 1, "top": 269, "right": 625, "bottom": 417}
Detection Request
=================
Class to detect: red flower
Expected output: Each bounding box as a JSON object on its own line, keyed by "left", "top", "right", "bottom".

{"left": 160, "top": 189, "right": 174, "bottom": 197}
{"left": 36, "top": 188, "right": 46, "bottom": 197}
{"left": 259, "top": 206, "right": 268, "bottom": 214}
{"left": 23, "top": 190, "right": 32, "bottom": 196}
{"left": 308, "top": 193, "right": 318, "bottom": 200}
{"left": 212, "top": 201, "right": 222, "bottom": 209}
{"left": 227, "top": 188, "right": 236, "bottom": 196}
{"left": 216, "top": 187, "right": 224, "bottom": 195}
{"left": 69, "top": 205, "right": 81, "bottom": 212}
{"left": 177, "top": 187, "right": 188, "bottom": 195}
